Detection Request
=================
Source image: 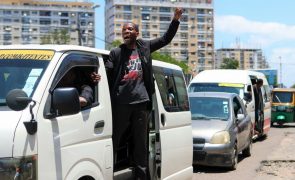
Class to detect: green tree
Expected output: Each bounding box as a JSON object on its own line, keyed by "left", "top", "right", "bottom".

{"left": 291, "top": 84, "right": 295, "bottom": 88}
{"left": 220, "top": 58, "right": 239, "bottom": 69}
{"left": 151, "top": 51, "right": 189, "bottom": 73}
{"left": 40, "top": 29, "right": 70, "bottom": 45}
{"left": 107, "top": 40, "right": 122, "bottom": 50}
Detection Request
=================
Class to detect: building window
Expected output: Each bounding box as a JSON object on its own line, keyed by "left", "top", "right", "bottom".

{"left": 3, "top": 10, "right": 12, "bottom": 15}
{"left": 141, "top": 6, "right": 152, "bottom": 12}
{"left": 123, "top": 13, "right": 132, "bottom": 20}
{"left": 159, "top": 16, "right": 170, "bottom": 21}
{"left": 60, "top": 19, "right": 69, "bottom": 25}
{"left": 39, "top": 11, "right": 51, "bottom": 16}
{"left": 124, "top": 5, "right": 131, "bottom": 11}
{"left": 40, "top": 19, "right": 51, "bottom": 25}
{"left": 159, "top": 7, "right": 170, "bottom": 12}
{"left": 142, "top": 14, "right": 150, "bottom": 20}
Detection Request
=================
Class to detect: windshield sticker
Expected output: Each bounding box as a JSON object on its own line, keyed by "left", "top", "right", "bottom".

{"left": 0, "top": 50, "right": 54, "bottom": 60}
{"left": 223, "top": 104, "right": 229, "bottom": 113}
{"left": 22, "top": 69, "right": 43, "bottom": 96}
{"left": 218, "top": 83, "right": 244, "bottom": 88}
{"left": 29, "top": 69, "right": 43, "bottom": 76}
{"left": 23, "top": 76, "right": 38, "bottom": 97}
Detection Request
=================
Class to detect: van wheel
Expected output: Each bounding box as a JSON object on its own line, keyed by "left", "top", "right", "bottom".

{"left": 230, "top": 144, "right": 238, "bottom": 170}
{"left": 242, "top": 136, "right": 252, "bottom": 157}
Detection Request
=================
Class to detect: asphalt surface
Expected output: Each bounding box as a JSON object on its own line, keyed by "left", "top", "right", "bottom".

{"left": 193, "top": 124, "right": 295, "bottom": 180}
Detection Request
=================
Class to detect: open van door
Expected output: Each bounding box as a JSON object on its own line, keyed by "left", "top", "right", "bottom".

{"left": 152, "top": 61, "right": 193, "bottom": 180}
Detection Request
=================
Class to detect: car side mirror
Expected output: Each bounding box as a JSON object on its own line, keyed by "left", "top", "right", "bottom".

{"left": 52, "top": 87, "right": 80, "bottom": 116}
{"left": 6, "top": 89, "right": 32, "bottom": 111}
{"left": 237, "top": 114, "right": 245, "bottom": 122}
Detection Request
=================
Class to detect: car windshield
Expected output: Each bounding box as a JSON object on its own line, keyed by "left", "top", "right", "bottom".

{"left": 189, "top": 96, "right": 230, "bottom": 121}
{"left": 272, "top": 92, "right": 293, "bottom": 103}
{"left": 0, "top": 50, "right": 53, "bottom": 106}
{"left": 188, "top": 83, "right": 244, "bottom": 98}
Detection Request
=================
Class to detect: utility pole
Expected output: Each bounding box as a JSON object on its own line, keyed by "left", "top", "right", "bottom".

{"left": 279, "top": 56, "right": 282, "bottom": 87}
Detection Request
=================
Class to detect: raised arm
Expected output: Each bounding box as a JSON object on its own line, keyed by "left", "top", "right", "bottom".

{"left": 150, "top": 7, "right": 183, "bottom": 52}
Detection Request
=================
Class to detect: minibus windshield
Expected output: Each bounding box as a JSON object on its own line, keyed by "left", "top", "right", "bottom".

{"left": 0, "top": 50, "right": 53, "bottom": 106}
{"left": 188, "top": 83, "right": 244, "bottom": 98}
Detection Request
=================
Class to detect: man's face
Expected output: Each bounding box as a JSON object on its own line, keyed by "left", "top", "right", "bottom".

{"left": 122, "top": 23, "right": 139, "bottom": 45}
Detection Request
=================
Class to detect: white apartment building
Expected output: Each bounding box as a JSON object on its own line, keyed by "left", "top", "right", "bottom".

{"left": 215, "top": 48, "right": 269, "bottom": 70}
{"left": 105, "top": 0, "right": 214, "bottom": 74}
{"left": 0, "top": 0, "right": 96, "bottom": 47}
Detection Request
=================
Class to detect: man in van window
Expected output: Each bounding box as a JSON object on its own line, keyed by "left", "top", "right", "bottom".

{"left": 253, "top": 78, "right": 264, "bottom": 133}
{"left": 105, "top": 7, "right": 183, "bottom": 180}
{"left": 57, "top": 68, "right": 97, "bottom": 107}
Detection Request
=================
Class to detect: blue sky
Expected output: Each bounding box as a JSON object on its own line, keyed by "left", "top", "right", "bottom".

{"left": 94, "top": 0, "right": 295, "bottom": 87}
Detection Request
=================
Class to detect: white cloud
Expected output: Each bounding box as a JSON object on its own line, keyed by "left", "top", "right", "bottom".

{"left": 215, "top": 15, "right": 295, "bottom": 87}
{"left": 215, "top": 15, "right": 295, "bottom": 47}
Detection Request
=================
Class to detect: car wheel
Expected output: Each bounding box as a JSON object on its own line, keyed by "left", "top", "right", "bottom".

{"left": 242, "top": 136, "right": 252, "bottom": 157}
{"left": 230, "top": 144, "right": 238, "bottom": 170}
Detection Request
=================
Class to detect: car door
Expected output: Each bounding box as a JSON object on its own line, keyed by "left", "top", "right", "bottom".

{"left": 153, "top": 63, "right": 193, "bottom": 180}
{"left": 38, "top": 51, "right": 112, "bottom": 180}
{"left": 233, "top": 96, "right": 248, "bottom": 150}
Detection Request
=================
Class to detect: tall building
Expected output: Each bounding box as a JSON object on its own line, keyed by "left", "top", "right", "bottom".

{"left": 105, "top": 0, "right": 214, "bottom": 75}
{"left": 0, "top": 0, "right": 97, "bottom": 47}
{"left": 215, "top": 48, "right": 269, "bottom": 70}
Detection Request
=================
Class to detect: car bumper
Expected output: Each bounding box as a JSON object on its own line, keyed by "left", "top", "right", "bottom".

{"left": 193, "top": 143, "right": 234, "bottom": 167}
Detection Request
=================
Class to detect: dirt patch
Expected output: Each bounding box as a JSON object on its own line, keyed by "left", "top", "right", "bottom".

{"left": 256, "top": 160, "right": 295, "bottom": 180}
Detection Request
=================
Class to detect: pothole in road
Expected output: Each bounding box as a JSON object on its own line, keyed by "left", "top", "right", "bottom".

{"left": 257, "top": 160, "right": 295, "bottom": 179}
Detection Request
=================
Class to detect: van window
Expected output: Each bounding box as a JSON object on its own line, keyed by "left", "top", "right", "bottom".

{"left": 50, "top": 53, "right": 99, "bottom": 113}
{"left": 153, "top": 66, "right": 189, "bottom": 112}
{"left": 263, "top": 85, "right": 271, "bottom": 102}
{"left": 233, "top": 97, "right": 244, "bottom": 117}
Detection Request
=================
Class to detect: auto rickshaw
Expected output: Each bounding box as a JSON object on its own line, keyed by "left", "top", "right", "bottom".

{"left": 271, "top": 88, "right": 295, "bottom": 126}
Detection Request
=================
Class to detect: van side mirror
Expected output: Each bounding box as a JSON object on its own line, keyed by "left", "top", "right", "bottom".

{"left": 6, "top": 89, "right": 32, "bottom": 111}
{"left": 243, "top": 92, "right": 252, "bottom": 102}
{"left": 52, "top": 88, "right": 80, "bottom": 116}
{"left": 237, "top": 114, "right": 245, "bottom": 122}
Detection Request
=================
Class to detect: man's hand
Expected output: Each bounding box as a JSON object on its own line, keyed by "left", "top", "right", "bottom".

{"left": 90, "top": 72, "right": 101, "bottom": 84}
{"left": 173, "top": 7, "right": 183, "bottom": 21}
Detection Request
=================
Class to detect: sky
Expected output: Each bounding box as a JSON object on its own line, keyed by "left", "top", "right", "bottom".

{"left": 94, "top": 0, "right": 295, "bottom": 87}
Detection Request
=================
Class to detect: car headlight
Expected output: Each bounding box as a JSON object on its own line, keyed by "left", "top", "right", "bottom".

{"left": 0, "top": 155, "right": 37, "bottom": 180}
{"left": 210, "top": 131, "right": 230, "bottom": 144}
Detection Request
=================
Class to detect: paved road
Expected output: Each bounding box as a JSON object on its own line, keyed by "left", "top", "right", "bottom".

{"left": 193, "top": 124, "right": 295, "bottom": 180}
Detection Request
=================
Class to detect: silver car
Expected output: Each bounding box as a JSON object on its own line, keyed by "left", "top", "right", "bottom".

{"left": 189, "top": 92, "right": 253, "bottom": 170}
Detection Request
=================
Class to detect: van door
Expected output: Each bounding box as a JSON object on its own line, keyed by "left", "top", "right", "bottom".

{"left": 153, "top": 65, "right": 193, "bottom": 179}
{"left": 37, "top": 52, "right": 113, "bottom": 180}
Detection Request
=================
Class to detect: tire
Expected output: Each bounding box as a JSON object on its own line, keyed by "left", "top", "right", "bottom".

{"left": 242, "top": 136, "right": 252, "bottom": 157}
{"left": 271, "top": 122, "right": 274, "bottom": 127}
{"left": 230, "top": 144, "right": 238, "bottom": 170}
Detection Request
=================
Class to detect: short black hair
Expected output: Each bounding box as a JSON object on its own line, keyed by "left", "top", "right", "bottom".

{"left": 123, "top": 22, "right": 139, "bottom": 32}
{"left": 257, "top": 78, "right": 263, "bottom": 84}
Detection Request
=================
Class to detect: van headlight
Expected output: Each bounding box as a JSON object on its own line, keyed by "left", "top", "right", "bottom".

{"left": 0, "top": 155, "right": 37, "bottom": 180}
{"left": 210, "top": 131, "right": 230, "bottom": 144}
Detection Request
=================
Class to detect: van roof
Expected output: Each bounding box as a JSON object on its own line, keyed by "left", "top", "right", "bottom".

{"left": 272, "top": 88, "right": 295, "bottom": 92}
{"left": 0, "top": 44, "right": 110, "bottom": 55}
{"left": 152, "top": 60, "right": 182, "bottom": 71}
{"left": 190, "top": 69, "right": 265, "bottom": 84}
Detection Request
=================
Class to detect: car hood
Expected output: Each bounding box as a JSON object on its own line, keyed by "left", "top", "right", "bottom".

{"left": 192, "top": 120, "right": 229, "bottom": 140}
{"left": 0, "top": 107, "right": 22, "bottom": 157}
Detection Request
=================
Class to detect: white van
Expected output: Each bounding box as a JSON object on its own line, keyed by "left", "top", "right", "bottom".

{"left": 188, "top": 69, "right": 271, "bottom": 138}
{"left": 0, "top": 45, "right": 193, "bottom": 180}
